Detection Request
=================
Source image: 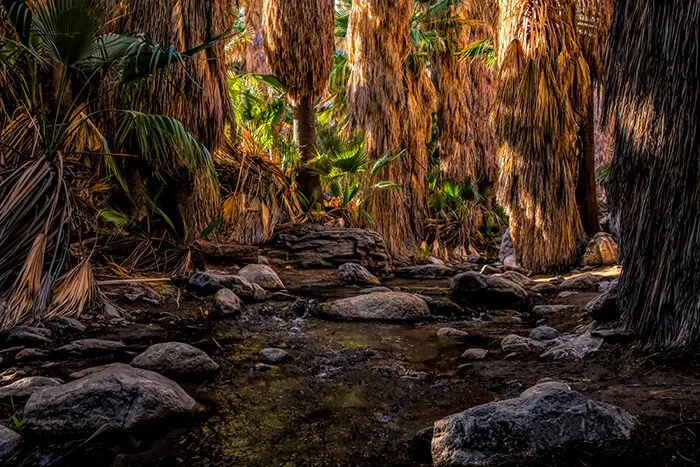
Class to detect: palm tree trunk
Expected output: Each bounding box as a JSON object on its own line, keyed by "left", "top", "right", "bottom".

{"left": 576, "top": 89, "right": 600, "bottom": 237}
{"left": 292, "top": 96, "right": 320, "bottom": 198}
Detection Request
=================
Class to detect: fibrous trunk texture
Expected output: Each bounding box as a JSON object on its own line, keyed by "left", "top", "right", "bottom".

{"left": 576, "top": 88, "right": 600, "bottom": 236}
{"left": 495, "top": 0, "right": 590, "bottom": 273}
{"left": 605, "top": 1, "right": 700, "bottom": 350}
{"left": 436, "top": 0, "right": 497, "bottom": 193}
{"left": 243, "top": 0, "right": 270, "bottom": 74}
{"left": 346, "top": 0, "right": 420, "bottom": 257}
{"left": 292, "top": 96, "right": 321, "bottom": 198}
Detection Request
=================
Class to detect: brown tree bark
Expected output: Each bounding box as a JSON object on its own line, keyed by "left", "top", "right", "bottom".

{"left": 292, "top": 96, "right": 320, "bottom": 200}
{"left": 576, "top": 90, "right": 601, "bottom": 237}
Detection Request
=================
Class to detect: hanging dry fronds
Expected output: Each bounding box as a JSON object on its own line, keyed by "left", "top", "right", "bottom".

{"left": 4, "top": 234, "right": 47, "bottom": 329}
{"left": 46, "top": 259, "right": 97, "bottom": 320}
{"left": 494, "top": 0, "right": 590, "bottom": 273}
{"left": 437, "top": 0, "right": 497, "bottom": 191}
{"left": 605, "top": 1, "right": 700, "bottom": 350}
{"left": 346, "top": 0, "right": 419, "bottom": 257}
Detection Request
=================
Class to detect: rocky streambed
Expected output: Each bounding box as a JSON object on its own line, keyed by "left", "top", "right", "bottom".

{"left": 0, "top": 262, "right": 699, "bottom": 466}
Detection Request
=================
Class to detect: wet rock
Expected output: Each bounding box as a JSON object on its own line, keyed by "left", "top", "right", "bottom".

{"left": 437, "top": 328, "right": 469, "bottom": 339}
{"left": 531, "top": 283, "right": 558, "bottom": 294}
{"left": 0, "top": 376, "right": 61, "bottom": 401}
{"left": 238, "top": 264, "right": 285, "bottom": 290}
{"left": 560, "top": 273, "right": 599, "bottom": 291}
{"left": 458, "top": 348, "right": 488, "bottom": 362}
{"left": 478, "top": 265, "right": 501, "bottom": 275}
{"left": 338, "top": 263, "right": 381, "bottom": 285}
{"left": 450, "top": 272, "right": 529, "bottom": 312}
{"left": 581, "top": 232, "right": 619, "bottom": 267}
{"left": 188, "top": 272, "right": 265, "bottom": 301}
{"left": 396, "top": 264, "right": 456, "bottom": 279}
{"left": 265, "top": 226, "right": 391, "bottom": 273}
{"left": 498, "top": 229, "right": 514, "bottom": 262}
{"left": 591, "top": 328, "right": 634, "bottom": 345}
{"left": 268, "top": 291, "right": 299, "bottom": 301}
{"left": 585, "top": 282, "right": 619, "bottom": 322}
{"left": 431, "top": 383, "right": 637, "bottom": 466}
{"left": 14, "top": 348, "right": 49, "bottom": 362}
{"left": 420, "top": 296, "right": 469, "bottom": 318}
{"left": 529, "top": 326, "right": 560, "bottom": 341}
{"left": 259, "top": 348, "right": 292, "bottom": 364}
{"left": 124, "top": 284, "right": 162, "bottom": 305}
{"left": 25, "top": 364, "right": 199, "bottom": 435}
{"left": 0, "top": 425, "right": 22, "bottom": 464}
{"left": 0, "top": 327, "right": 52, "bottom": 348}
{"left": 540, "top": 332, "right": 603, "bottom": 360}
{"left": 322, "top": 292, "right": 430, "bottom": 322}
{"left": 500, "top": 334, "right": 545, "bottom": 355}
{"left": 213, "top": 288, "right": 243, "bottom": 316}
{"left": 359, "top": 286, "right": 392, "bottom": 294}
{"left": 493, "top": 271, "right": 534, "bottom": 288}
{"left": 131, "top": 342, "right": 219, "bottom": 377}
{"left": 55, "top": 339, "right": 126, "bottom": 356}
{"left": 47, "top": 317, "right": 86, "bottom": 334}
{"left": 532, "top": 304, "right": 575, "bottom": 317}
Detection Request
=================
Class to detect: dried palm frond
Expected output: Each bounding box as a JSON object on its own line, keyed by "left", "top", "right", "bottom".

{"left": 4, "top": 234, "right": 47, "bottom": 329}
{"left": 494, "top": 0, "right": 590, "bottom": 273}
{"left": 46, "top": 259, "right": 97, "bottom": 320}
{"left": 346, "top": 0, "right": 418, "bottom": 257}
{"left": 605, "top": 1, "right": 700, "bottom": 350}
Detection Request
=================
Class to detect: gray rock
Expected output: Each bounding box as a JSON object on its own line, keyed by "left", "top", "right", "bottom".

{"left": 338, "top": 263, "right": 381, "bottom": 285}
{"left": 213, "top": 288, "right": 243, "bottom": 316}
{"left": 530, "top": 283, "right": 558, "bottom": 294}
{"left": 560, "top": 274, "right": 599, "bottom": 291}
{"left": 458, "top": 348, "right": 488, "bottom": 361}
{"left": 591, "top": 328, "right": 634, "bottom": 345}
{"left": 520, "top": 380, "right": 571, "bottom": 398}
{"left": 502, "top": 255, "right": 525, "bottom": 273}
{"left": 25, "top": 364, "right": 199, "bottom": 435}
{"left": 500, "top": 334, "right": 544, "bottom": 355}
{"left": 427, "top": 256, "right": 446, "bottom": 266}
{"left": 0, "top": 376, "right": 61, "bottom": 400}
{"left": 188, "top": 272, "right": 263, "bottom": 300}
{"left": 0, "top": 425, "right": 22, "bottom": 464}
{"left": 493, "top": 271, "right": 534, "bottom": 288}
{"left": 581, "top": 232, "right": 618, "bottom": 267}
{"left": 265, "top": 226, "right": 392, "bottom": 273}
{"left": 478, "top": 265, "right": 501, "bottom": 275}
{"left": 259, "top": 348, "right": 292, "bottom": 364}
{"left": 540, "top": 332, "right": 604, "bottom": 360}
{"left": 431, "top": 383, "right": 637, "bottom": 465}
{"left": 420, "top": 297, "right": 469, "bottom": 317}
{"left": 102, "top": 302, "right": 121, "bottom": 319}
{"left": 529, "top": 326, "right": 560, "bottom": 341}
{"left": 549, "top": 276, "right": 566, "bottom": 286}
{"left": 0, "top": 327, "right": 52, "bottom": 348}
{"left": 532, "top": 304, "right": 575, "bottom": 317}
{"left": 557, "top": 291, "right": 580, "bottom": 299}
{"left": 69, "top": 363, "right": 124, "bottom": 380}
{"left": 498, "top": 229, "right": 514, "bottom": 262}
{"left": 14, "top": 348, "right": 49, "bottom": 361}
{"left": 395, "top": 264, "right": 457, "bottom": 279}
{"left": 451, "top": 272, "right": 529, "bottom": 312}
{"left": 597, "top": 281, "right": 611, "bottom": 293}
{"left": 255, "top": 363, "right": 273, "bottom": 372}
{"left": 359, "top": 286, "right": 393, "bottom": 294}
{"left": 124, "top": 284, "right": 162, "bottom": 305}
{"left": 48, "top": 317, "right": 86, "bottom": 333}
{"left": 322, "top": 292, "right": 430, "bottom": 322}
{"left": 238, "top": 264, "right": 285, "bottom": 290}
{"left": 437, "top": 328, "right": 469, "bottom": 339}
{"left": 131, "top": 342, "right": 219, "bottom": 377}
{"left": 585, "top": 282, "right": 619, "bottom": 322}
{"left": 55, "top": 339, "right": 126, "bottom": 355}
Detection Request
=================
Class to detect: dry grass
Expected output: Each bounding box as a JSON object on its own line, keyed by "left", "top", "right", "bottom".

{"left": 605, "top": 1, "right": 700, "bottom": 350}
{"left": 494, "top": 0, "right": 590, "bottom": 273}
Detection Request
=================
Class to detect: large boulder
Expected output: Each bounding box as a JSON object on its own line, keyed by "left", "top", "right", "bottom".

{"left": 432, "top": 383, "right": 637, "bottom": 466}
{"left": 264, "top": 226, "right": 391, "bottom": 273}
{"left": 188, "top": 272, "right": 265, "bottom": 301}
{"left": 0, "top": 326, "right": 52, "bottom": 348}
{"left": 338, "top": 263, "right": 381, "bottom": 285}
{"left": 492, "top": 271, "right": 534, "bottom": 288}
{"left": 322, "top": 292, "right": 430, "bottom": 322}
{"left": 585, "top": 281, "right": 620, "bottom": 322}
{"left": 581, "top": 232, "right": 619, "bottom": 267}
{"left": 559, "top": 273, "right": 599, "bottom": 291}
{"left": 24, "top": 364, "right": 199, "bottom": 435}
{"left": 0, "top": 376, "right": 61, "bottom": 401}
{"left": 131, "top": 342, "right": 219, "bottom": 378}
{"left": 0, "top": 425, "right": 22, "bottom": 464}
{"left": 238, "top": 264, "right": 285, "bottom": 290}
{"left": 450, "top": 272, "right": 529, "bottom": 312}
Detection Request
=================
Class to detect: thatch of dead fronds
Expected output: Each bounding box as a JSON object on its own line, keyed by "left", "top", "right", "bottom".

{"left": 216, "top": 140, "right": 301, "bottom": 245}
{"left": 108, "top": 0, "right": 233, "bottom": 234}
{"left": 605, "top": 1, "right": 700, "bottom": 350}
{"left": 576, "top": 0, "right": 613, "bottom": 81}
{"left": 437, "top": 0, "right": 497, "bottom": 192}
{"left": 242, "top": 0, "right": 269, "bottom": 74}
{"left": 346, "top": 0, "right": 417, "bottom": 257}
{"left": 495, "top": 0, "right": 590, "bottom": 273}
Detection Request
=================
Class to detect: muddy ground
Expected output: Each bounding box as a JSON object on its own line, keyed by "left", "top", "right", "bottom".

{"left": 6, "top": 267, "right": 700, "bottom": 466}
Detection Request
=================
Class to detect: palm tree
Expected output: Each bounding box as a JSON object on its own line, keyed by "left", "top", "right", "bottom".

{"left": 494, "top": 0, "right": 590, "bottom": 273}
{"left": 242, "top": 0, "right": 269, "bottom": 74}
{"left": 108, "top": 0, "right": 233, "bottom": 235}
{"left": 262, "top": 0, "right": 335, "bottom": 199}
{"left": 605, "top": 1, "right": 700, "bottom": 350}
{"left": 346, "top": 0, "right": 418, "bottom": 256}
